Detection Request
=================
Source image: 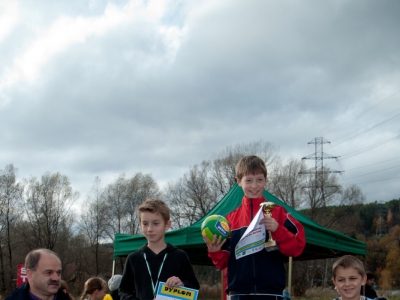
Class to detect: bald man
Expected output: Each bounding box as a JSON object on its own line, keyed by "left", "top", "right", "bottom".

{"left": 6, "top": 249, "right": 71, "bottom": 300}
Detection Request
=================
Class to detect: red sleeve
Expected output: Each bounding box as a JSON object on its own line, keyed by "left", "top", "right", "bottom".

{"left": 271, "top": 207, "right": 306, "bottom": 257}
{"left": 206, "top": 209, "right": 239, "bottom": 270}
{"left": 208, "top": 248, "right": 230, "bottom": 270}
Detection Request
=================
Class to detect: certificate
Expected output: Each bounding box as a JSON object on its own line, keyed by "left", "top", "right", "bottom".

{"left": 235, "top": 207, "right": 266, "bottom": 259}
{"left": 155, "top": 282, "right": 199, "bottom": 300}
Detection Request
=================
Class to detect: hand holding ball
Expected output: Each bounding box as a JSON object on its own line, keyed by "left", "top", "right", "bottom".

{"left": 201, "top": 215, "right": 231, "bottom": 242}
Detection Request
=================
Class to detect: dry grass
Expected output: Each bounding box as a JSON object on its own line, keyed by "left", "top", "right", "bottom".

{"left": 196, "top": 284, "right": 400, "bottom": 300}
{"left": 199, "top": 283, "right": 221, "bottom": 300}
{"left": 301, "top": 287, "right": 400, "bottom": 300}
{"left": 303, "top": 287, "right": 339, "bottom": 299}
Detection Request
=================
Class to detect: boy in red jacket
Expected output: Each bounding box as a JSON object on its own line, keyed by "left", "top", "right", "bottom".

{"left": 204, "top": 155, "right": 306, "bottom": 300}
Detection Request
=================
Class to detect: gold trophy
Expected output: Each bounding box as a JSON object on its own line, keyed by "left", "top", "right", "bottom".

{"left": 260, "top": 202, "right": 279, "bottom": 252}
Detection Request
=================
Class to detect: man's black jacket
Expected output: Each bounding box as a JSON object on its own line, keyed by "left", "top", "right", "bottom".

{"left": 5, "top": 283, "right": 71, "bottom": 300}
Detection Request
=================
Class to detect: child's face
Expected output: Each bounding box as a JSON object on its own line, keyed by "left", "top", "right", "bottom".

{"left": 140, "top": 211, "right": 171, "bottom": 245}
{"left": 366, "top": 277, "right": 374, "bottom": 286}
{"left": 332, "top": 267, "right": 366, "bottom": 300}
{"left": 237, "top": 173, "right": 266, "bottom": 199}
{"left": 93, "top": 286, "right": 107, "bottom": 300}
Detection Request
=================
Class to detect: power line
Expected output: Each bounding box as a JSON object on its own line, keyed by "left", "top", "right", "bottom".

{"left": 308, "top": 90, "right": 400, "bottom": 201}
{"left": 327, "top": 111, "right": 400, "bottom": 148}
{"left": 345, "top": 164, "right": 400, "bottom": 180}
{"left": 345, "top": 157, "right": 400, "bottom": 171}
{"left": 349, "top": 176, "right": 400, "bottom": 185}
{"left": 322, "top": 141, "right": 399, "bottom": 193}
{"left": 339, "top": 135, "right": 400, "bottom": 160}
{"left": 324, "top": 88, "right": 400, "bottom": 137}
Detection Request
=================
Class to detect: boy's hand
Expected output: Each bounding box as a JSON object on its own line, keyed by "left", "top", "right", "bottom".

{"left": 165, "top": 276, "right": 183, "bottom": 288}
{"left": 259, "top": 216, "right": 278, "bottom": 232}
{"left": 203, "top": 234, "right": 226, "bottom": 252}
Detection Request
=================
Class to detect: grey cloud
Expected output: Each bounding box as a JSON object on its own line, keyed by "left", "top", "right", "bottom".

{"left": 1, "top": 0, "right": 399, "bottom": 203}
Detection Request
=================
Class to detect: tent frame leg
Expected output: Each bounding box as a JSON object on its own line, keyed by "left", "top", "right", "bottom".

{"left": 288, "top": 256, "right": 293, "bottom": 296}
{"left": 112, "top": 260, "right": 116, "bottom": 276}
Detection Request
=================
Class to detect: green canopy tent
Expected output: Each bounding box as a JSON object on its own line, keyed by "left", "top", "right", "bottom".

{"left": 113, "top": 183, "right": 366, "bottom": 264}
{"left": 113, "top": 184, "right": 366, "bottom": 299}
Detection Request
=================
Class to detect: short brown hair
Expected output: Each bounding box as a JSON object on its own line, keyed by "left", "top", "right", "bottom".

{"left": 332, "top": 255, "right": 365, "bottom": 279}
{"left": 138, "top": 199, "right": 170, "bottom": 223}
{"left": 236, "top": 155, "right": 267, "bottom": 181}
{"left": 25, "top": 248, "right": 61, "bottom": 271}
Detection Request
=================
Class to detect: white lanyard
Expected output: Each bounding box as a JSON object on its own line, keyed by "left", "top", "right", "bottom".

{"left": 143, "top": 252, "right": 168, "bottom": 296}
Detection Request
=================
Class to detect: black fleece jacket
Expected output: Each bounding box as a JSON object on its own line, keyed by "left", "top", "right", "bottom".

{"left": 119, "top": 243, "right": 199, "bottom": 300}
{"left": 5, "top": 283, "right": 71, "bottom": 300}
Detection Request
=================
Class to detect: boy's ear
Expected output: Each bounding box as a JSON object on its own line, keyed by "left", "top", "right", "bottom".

{"left": 361, "top": 274, "right": 367, "bottom": 285}
{"left": 165, "top": 220, "right": 171, "bottom": 230}
{"left": 237, "top": 178, "right": 242, "bottom": 186}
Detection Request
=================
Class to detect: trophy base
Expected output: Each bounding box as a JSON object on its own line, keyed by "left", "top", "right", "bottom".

{"left": 264, "top": 242, "right": 279, "bottom": 252}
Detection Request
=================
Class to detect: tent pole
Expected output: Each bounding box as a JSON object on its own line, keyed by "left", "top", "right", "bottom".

{"left": 362, "top": 256, "right": 366, "bottom": 296}
{"left": 112, "top": 260, "right": 116, "bottom": 276}
{"left": 221, "top": 270, "right": 224, "bottom": 300}
{"left": 288, "top": 256, "right": 293, "bottom": 296}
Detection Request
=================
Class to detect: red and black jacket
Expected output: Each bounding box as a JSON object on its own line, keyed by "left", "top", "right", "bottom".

{"left": 208, "top": 196, "right": 306, "bottom": 296}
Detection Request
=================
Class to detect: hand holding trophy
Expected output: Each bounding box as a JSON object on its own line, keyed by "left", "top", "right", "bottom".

{"left": 260, "top": 202, "right": 279, "bottom": 252}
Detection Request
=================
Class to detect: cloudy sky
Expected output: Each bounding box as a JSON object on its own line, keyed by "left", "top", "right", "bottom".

{"left": 1, "top": 0, "right": 399, "bottom": 206}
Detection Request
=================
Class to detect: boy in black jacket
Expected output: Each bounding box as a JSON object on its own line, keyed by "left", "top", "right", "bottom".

{"left": 119, "top": 199, "right": 199, "bottom": 300}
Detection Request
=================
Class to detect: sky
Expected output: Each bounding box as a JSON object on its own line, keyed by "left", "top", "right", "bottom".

{"left": 1, "top": 0, "right": 399, "bottom": 206}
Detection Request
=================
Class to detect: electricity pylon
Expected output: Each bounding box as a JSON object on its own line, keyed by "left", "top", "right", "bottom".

{"left": 301, "top": 137, "right": 342, "bottom": 175}
{"left": 300, "top": 137, "right": 343, "bottom": 205}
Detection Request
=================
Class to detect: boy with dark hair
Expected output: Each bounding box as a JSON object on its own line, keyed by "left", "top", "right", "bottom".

{"left": 361, "top": 271, "right": 378, "bottom": 299}
{"left": 332, "top": 255, "right": 371, "bottom": 300}
{"left": 119, "top": 199, "right": 199, "bottom": 300}
{"left": 204, "top": 155, "right": 306, "bottom": 300}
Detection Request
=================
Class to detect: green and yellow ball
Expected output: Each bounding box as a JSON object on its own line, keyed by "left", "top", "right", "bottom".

{"left": 201, "top": 215, "right": 231, "bottom": 242}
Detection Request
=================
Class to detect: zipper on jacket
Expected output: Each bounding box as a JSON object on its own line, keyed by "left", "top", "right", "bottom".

{"left": 250, "top": 198, "right": 253, "bottom": 219}
{"left": 250, "top": 198, "right": 257, "bottom": 292}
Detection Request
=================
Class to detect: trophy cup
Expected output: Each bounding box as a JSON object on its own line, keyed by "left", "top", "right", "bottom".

{"left": 260, "top": 202, "right": 279, "bottom": 252}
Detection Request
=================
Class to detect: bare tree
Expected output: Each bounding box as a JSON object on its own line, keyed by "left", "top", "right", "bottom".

{"left": 22, "top": 172, "right": 79, "bottom": 249}
{"left": 166, "top": 161, "right": 219, "bottom": 228}
{"left": 103, "top": 174, "right": 128, "bottom": 239}
{"left": 124, "top": 173, "right": 160, "bottom": 235}
{"left": 268, "top": 158, "right": 307, "bottom": 209}
{"left": 0, "top": 164, "right": 24, "bottom": 292}
{"left": 164, "top": 181, "right": 191, "bottom": 228}
{"left": 302, "top": 170, "right": 342, "bottom": 223}
{"left": 301, "top": 169, "right": 365, "bottom": 229}
{"left": 165, "top": 140, "right": 279, "bottom": 228}
{"left": 323, "top": 184, "right": 366, "bottom": 230}
{"left": 103, "top": 172, "right": 160, "bottom": 238}
{"left": 79, "top": 177, "right": 108, "bottom": 275}
{"left": 342, "top": 184, "right": 365, "bottom": 205}
{"left": 210, "top": 140, "right": 278, "bottom": 196}
{"left": 211, "top": 153, "right": 242, "bottom": 196}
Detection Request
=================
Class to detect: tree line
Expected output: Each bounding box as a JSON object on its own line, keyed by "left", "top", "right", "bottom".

{"left": 0, "top": 140, "right": 396, "bottom": 297}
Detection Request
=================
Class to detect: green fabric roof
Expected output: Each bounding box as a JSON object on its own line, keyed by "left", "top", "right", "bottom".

{"left": 113, "top": 184, "right": 366, "bottom": 264}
